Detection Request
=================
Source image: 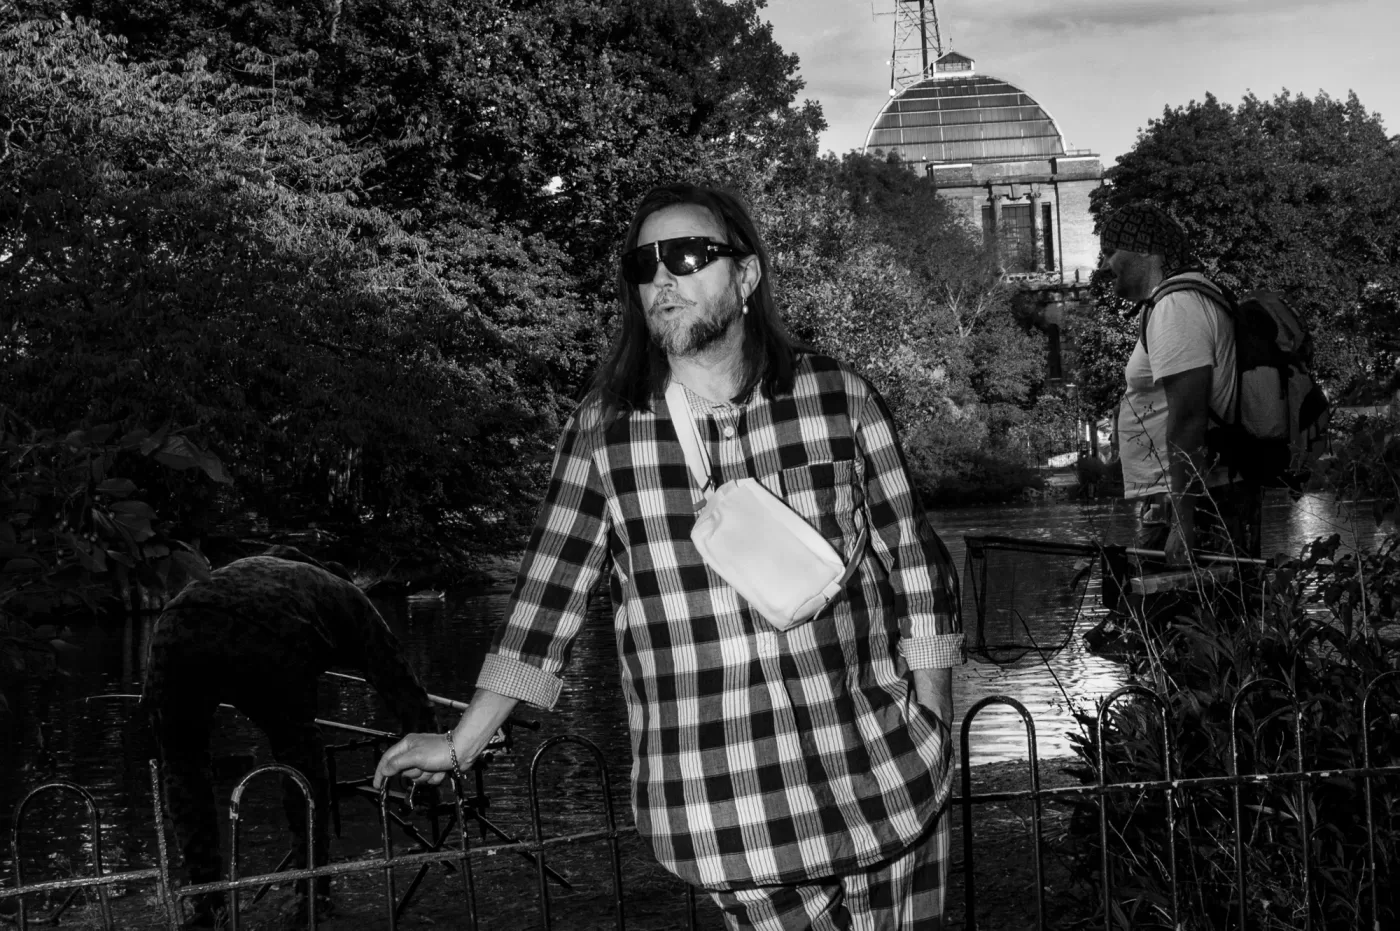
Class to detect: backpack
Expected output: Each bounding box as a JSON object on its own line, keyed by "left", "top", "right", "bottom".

{"left": 1141, "top": 278, "right": 1331, "bottom": 489}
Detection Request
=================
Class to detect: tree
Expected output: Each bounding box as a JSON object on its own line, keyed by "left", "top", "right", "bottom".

{"left": 757, "top": 153, "right": 1050, "bottom": 495}
{"left": 0, "top": 18, "right": 587, "bottom": 562}
{"left": 1095, "top": 90, "right": 1400, "bottom": 390}
{"left": 27, "top": 0, "right": 825, "bottom": 310}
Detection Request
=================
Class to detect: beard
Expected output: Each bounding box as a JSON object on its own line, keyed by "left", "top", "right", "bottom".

{"left": 646, "top": 287, "right": 745, "bottom": 358}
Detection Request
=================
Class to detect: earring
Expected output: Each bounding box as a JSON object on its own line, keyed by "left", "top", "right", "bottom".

{"left": 742, "top": 305, "right": 749, "bottom": 315}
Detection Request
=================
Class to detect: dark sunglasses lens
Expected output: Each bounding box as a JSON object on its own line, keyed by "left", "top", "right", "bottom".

{"left": 660, "top": 240, "right": 709, "bottom": 276}
{"left": 622, "top": 238, "right": 730, "bottom": 284}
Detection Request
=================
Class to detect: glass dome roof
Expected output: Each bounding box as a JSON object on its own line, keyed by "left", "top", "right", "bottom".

{"left": 865, "top": 70, "right": 1067, "bottom": 165}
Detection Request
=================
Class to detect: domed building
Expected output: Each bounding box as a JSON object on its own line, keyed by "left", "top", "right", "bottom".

{"left": 866, "top": 49, "right": 1104, "bottom": 383}
{"left": 866, "top": 51, "right": 1103, "bottom": 285}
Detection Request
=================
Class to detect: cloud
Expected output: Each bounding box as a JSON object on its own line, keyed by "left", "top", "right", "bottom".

{"left": 951, "top": 0, "right": 1341, "bottom": 39}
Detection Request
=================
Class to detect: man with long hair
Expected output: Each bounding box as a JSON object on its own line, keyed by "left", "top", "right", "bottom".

{"left": 376, "top": 183, "right": 963, "bottom": 929}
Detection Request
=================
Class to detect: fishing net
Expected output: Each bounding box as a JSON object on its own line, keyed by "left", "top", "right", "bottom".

{"left": 962, "top": 535, "right": 1098, "bottom": 666}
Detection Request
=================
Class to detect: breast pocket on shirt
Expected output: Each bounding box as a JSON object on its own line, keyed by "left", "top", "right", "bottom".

{"left": 777, "top": 458, "right": 864, "bottom": 554}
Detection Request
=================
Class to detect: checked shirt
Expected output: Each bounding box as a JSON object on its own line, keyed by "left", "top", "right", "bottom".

{"left": 477, "top": 352, "right": 964, "bottom": 889}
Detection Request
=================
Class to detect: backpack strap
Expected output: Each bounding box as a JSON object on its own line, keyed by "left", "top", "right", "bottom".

{"left": 1140, "top": 278, "right": 1234, "bottom": 351}
{"left": 1139, "top": 276, "right": 1241, "bottom": 429}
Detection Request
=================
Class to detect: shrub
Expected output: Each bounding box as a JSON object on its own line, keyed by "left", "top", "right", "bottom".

{"left": 919, "top": 450, "right": 1045, "bottom": 507}
{"left": 1063, "top": 417, "right": 1400, "bottom": 929}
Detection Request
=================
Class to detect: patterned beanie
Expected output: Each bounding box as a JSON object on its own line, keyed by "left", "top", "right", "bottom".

{"left": 1099, "top": 203, "right": 1195, "bottom": 274}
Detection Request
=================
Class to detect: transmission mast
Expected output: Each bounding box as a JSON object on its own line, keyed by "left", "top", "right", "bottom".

{"left": 886, "top": 0, "right": 943, "bottom": 92}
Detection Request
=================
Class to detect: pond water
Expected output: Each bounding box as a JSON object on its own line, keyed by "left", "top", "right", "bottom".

{"left": 0, "top": 491, "right": 1387, "bottom": 892}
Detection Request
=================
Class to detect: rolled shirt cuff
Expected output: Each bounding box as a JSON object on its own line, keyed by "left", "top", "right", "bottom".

{"left": 475, "top": 653, "right": 563, "bottom": 710}
{"left": 899, "top": 632, "right": 966, "bottom": 669}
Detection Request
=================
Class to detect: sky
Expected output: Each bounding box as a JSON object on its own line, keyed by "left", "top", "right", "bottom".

{"left": 760, "top": 0, "right": 1400, "bottom": 167}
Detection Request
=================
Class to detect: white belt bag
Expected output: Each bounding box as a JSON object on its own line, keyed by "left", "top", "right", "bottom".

{"left": 666, "top": 382, "right": 868, "bottom": 631}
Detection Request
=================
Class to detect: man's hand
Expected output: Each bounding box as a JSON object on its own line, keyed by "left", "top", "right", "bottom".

{"left": 911, "top": 667, "right": 954, "bottom": 740}
{"left": 373, "top": 688, "right": 519, "bottom": 789}
{"left": 1164, "top": 521, "right": 1197, "bottom": 567}
{"left": 374, "top": 732, "right": 454, "bottom": 788}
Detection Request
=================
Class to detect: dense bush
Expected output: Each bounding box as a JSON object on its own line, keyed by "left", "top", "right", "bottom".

{"left": 1065, "top": 419, "right": 1400, "bottom": 929}
{"left": 917, "top": 451, "right": 1046, "bottom": 507}
{"left": 0, "top": 411, "right": 228, "bottom": 713}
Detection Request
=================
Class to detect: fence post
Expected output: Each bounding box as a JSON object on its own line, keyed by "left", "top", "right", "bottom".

{"left": 1095, "top": 685, "right": 1173, "bottom": 931}
{"left": 10, "top": 781, "right": 115, "bottom": 931}
{"left": 1361, "top": 670, "right": 1400, "bottom": 931}
{"left": 226, "top": 763, "right": 318, "bottom": 931}
{"left": 958, "top": 695, "right": 1041, "bottom": 931}
{"left": 1229, "top": 677, "right": 1303, "bottom": 931}
{"left": 528, "top": 735, "right": 625, "bottom": 931}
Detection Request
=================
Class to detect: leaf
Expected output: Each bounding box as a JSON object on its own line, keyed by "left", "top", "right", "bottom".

{"left": 112, "top": 515, "right": 155, "bottom": 543}
{"left": 120, "top": 427, "right": 151, "bottom": 447}
{"left": 92, "top": 509, "right": 122, "bottom": 539}
{"left": 96, "top": 478, "right": 137, "bottom": 498}
{"left": 109, "top": 500, "right": 157, "bottom": 520}
{"left": 2, "top": 557, "right": 45, "bottom": 573}
{"left": 73, "top": 539, "right": 108, "bottom": 573}
{"left": 152, "top": 435, "right": 232, "bottom": 484}
{"left": 172, "top": 550, "right": 212, "bottom": 583}
{"left": 139, "top": 423, "right": 170, "bottom": 457}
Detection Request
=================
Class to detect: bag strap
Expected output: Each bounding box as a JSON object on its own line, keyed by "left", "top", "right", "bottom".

{"left": 668, "top": 380, "right": 872, "bottom": 615}
{"left": 1140, "top": 277, "right": 1234, "bottom": 353}
{"left": 1140, "top": 276, "right": 1241, "bottom": 429}
{"left": 665, "top": 380, "right": 715, "bottom": 494}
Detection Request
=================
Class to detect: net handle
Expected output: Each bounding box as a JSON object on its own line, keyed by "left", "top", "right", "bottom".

{"left": 1124, "top": 546, "right": 1267, "bottom": 566}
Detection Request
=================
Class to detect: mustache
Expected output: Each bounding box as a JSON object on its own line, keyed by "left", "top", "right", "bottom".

{"left": 646, "top": 291, "right": 691, "bottom": 313}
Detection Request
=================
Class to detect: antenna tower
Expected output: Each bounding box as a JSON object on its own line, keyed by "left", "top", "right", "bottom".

{"left": 888, "top": 0, "right": 943, "bottom": 92}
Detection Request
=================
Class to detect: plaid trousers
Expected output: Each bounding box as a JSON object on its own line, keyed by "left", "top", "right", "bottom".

{"left": 707, "top": 808, "right": 951, "bottom": 930}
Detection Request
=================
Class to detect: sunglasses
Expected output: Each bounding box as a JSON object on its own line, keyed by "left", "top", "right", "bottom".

{"left": 620, "top": 236, "right": 748, "bottom": 285}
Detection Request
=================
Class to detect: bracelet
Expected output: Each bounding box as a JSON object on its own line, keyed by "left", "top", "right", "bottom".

{"left": 444, "top": 731, "right": 462, "bottom": 777}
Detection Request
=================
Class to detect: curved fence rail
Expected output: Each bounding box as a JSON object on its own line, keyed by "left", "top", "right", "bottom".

{"left": 956, "top": 672, "right": 1400, "bottom": 931}
{"left": 6, "top": 677, "right": 1400, "bottom": 930}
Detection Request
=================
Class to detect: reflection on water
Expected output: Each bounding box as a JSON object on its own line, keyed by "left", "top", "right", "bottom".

{"left": 931, "top": 492, "right": 1389, "bottom": 764}
{"left": 1, "top": 493, "right": 1390, "bottom": 878}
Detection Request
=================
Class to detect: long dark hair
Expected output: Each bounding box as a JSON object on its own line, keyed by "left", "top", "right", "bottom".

{"left": 587, "top": 183, "right": 797, "bottom": 424}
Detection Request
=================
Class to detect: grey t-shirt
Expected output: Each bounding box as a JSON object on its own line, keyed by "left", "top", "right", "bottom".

{"left": 1117, "top": 273, "right": 1237, "bottom": 499}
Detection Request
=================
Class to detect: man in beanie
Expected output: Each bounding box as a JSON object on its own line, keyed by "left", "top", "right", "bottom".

{"left": 1099, "top": 203, "right": 1260, "bottom": 563}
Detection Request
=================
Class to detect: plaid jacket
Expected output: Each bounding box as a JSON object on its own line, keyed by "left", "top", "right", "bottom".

{"left": 477, "top": 352, "right": 964, "bottom": 888}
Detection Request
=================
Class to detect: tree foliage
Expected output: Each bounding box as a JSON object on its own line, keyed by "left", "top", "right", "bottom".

{"left": 1, "top": 18, "right": 587, "bottom": 562}
{"left": 29, "top": 0, "right": 824, "bottom": 305}
{"left": 0, "top": 4, "right": 1057, "bottom": 583}
{"left": 1094, "top": 90, "right": 1400, "bottom": 391}
{"left": 761, "top": 152, "right": 1050, "bottom": 495}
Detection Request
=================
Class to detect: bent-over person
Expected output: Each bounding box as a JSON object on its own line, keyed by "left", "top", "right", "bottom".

{"left": 142, "top": 551, "right": 434, "bottom": 929}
